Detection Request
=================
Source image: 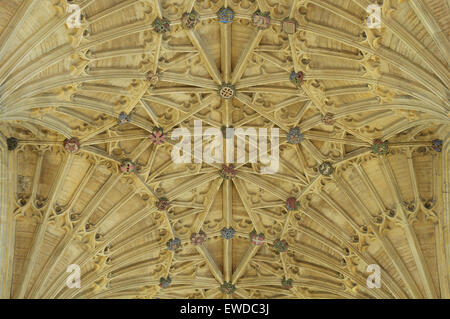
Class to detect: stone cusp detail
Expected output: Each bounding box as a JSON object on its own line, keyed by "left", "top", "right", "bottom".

{"left": 190, "top": 231, "right": 207, "bottom": 245}
{"left": 63, "top": 137, "right": 80, "bottom": 153}
{"left": 252, "top": 9, "right": 271, "bottom": 30}
{"left": 218, "top": 7, "right": 234, "bottom": 23}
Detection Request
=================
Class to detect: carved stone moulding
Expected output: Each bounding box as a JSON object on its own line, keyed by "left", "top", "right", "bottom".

{"left": 221, "top": 226, "right": 235, "bottom": 239}
{"left": 431, "top": 139, "right": 442, "bottom": 152}
{"left": 117, "top": 112, "right": 131, "bottom": 125}
{"left": 220, "top": 282, "right": 236, "bottom": 295}
{"left": 371, "top": 139, "right": 389, "bottom": 155}
{"left": 321, "top": 113, "right": 335, "bottom": 125}
{"left": 7, "top": 137, "right": 18, "bottom": 151}
{"left": 157, "top": 197, "right": 170, "bottom": 210}
{"left": 282, "top": 18, "right": 297, "bottom": 34}
{"left": 149, "top": 127, "right": 165, "bottom": 145}
{"left": 249, "top": 230, "right": 265, "bottom": 246}
{"left": 221, "top": 125, "right": 234, "bottom": 139}
{"left": 63, "top": 137, "right": 80, "bottom": 153}
{"left": 167, "top": 237, "right": 181, "bottom": 251}
{"left": 120, "top": 159, "right": 135, "bottom": 174}
{"left": 159, "top": 276, "right": 171, "bottom": 288}
{"left": 152, "top": 17, "right": 170, "bottom": 34}
{"left": 273, "top": 238, "right": 288, "bottom": 253}
{"left": 318, "top": 161, "right": 334, "bottom": 176}
{"left": 281, "top": 277, "right": 293, "bottom": 289}
{"left": 286, "top": 127, "right": 304, "bottom": 144}
{"left": 218, "top": 7, "right": 234, "bottom": 24}
{"left": 190, "top": 231, "right": 207, "bottom": 245}
{"left": 252, "top": 10, "right": 271, "bottom": 30}
{"left": 181, "top": 11, "right": 199, "bottom": 29}
{"left": 285, "top": 197, "right": 299, "bottom": 211}
{"left": 219, "top": 164, "right": 237, "bottom": 180}
{"left": 290, "top": 71, "right": 304, "bottom": 88}
{"left": 218, "top": 83, "right": 235, "bottom": 99}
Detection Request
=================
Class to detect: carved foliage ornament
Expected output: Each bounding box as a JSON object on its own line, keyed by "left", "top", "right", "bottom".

{"left": 286, "top": 127, "right": 304, "bottom": 144}
{"left": 190, "top": 231, "right": 207, "bottom": 245}
{"left": 152, "top": 17, "right": 170, "bottom": 34}
{"left": 432, "top": 139, "right": 442, "bottom": 152}
{"left": 218, "top": 7, "right": 234, "bottom": 23}
{"left": 290, "top": 71, "right": 304, "bottom": 88}
{"left": 220, "top": 282, "right": 236, "bottom": 294}
{"left": 219, "top": 164, "right": 237, "bottom": 180}
{"left": 150, "top": 127, "right": 165, "bottom": 145}
{"left": 167, "top": 238, "right": 181, "bottom": 251}
{"left": 64, "top": 137, "right": 80, "bottom": 153}
{"left": 120, "top": 159, "right": 135, "bottom": 174}
{"left": 318, "top": 161, "right": 334, "bottom": 176}
{"left": 282, "top": 18, "right": 297, "bottom": 34}
{"left": 273, "top": 238, "right": 288, "bottom": 253}
{"left": 221, "top": 227, "right": 235, "bottom": 239}
{"left": 371, "top": 139, "right": 389, "bottom": 155}
{"left": 286, "top": 197, "right": 299, "bottom": 211}
{"left": 252, "top": 10, "right": 271, "bottom": 30}
{"left": 159, "top": 276, "right": 171, "bottom": 288}
{"left": 249, "top": 230, "right": 265, "bottom": 246}
{"left": 7, "top": 137, "right": 18, "bottom": 151}
{"left": 181, "top": 11, "right": 199, "bottom": 29}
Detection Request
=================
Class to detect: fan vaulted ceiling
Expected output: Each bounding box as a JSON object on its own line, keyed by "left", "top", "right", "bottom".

{"left": 0, "top": 0, "right": 449, "bottom": 299}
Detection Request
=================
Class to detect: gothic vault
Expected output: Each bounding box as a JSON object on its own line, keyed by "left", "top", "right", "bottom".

{"left": 0, "top": 0, "right": 449, "bottom": 299}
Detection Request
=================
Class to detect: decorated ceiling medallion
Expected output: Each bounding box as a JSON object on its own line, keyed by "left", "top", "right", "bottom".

{"left": 218, "top": 83, "right": 235, "bottom": 99}
{"left": 157, "top": 197, "right": 170, "bottom": 210}
{"left": 159, "top": 276, "right": 171, "bottom": 288}
{"left": 285, "top": 197, "right": 299, "bottom": 211}
{"left": 190, "top": 231, "right": 207, "bottom": 245}
{"left": 6, "top": 137, "right": 18, "bottom": 151}
{"left": 219, "top": 164, "right": 237, "bottom": 180}
{"left": 371, "top": 139, "right": 389, "bottom": 155}
{"left": 282, "top": 18, "right": 297, "bottom": 34}
{"left": 63, "top": 137, "right": 80, "bottom": 153}
{"left": 221, "top": 227, "right": 235, "bottom": 239}
{"left": 252, "top": 10, "right": 271, "bottom": 30}
{"left": 118, "top": 112, "right": 130, "bottom": 125}
{"left": 146, "top": 72, "right": 160, "bottom": 86}
{"left": 273, "top": 238, "right": 288, "bottom": 253}
{"left": 218, "top": 7, "right": 234, "bottom": 23}
{"left": 120, "top": 159, "right": 135, "bottom": 174}
{"left": 152, "top": 17, "right": 170, "bottom": 34}
{"left": 318, "top": 161, "right": 334, "bottom": 176}
{"left": 290, "top": 71, "right": 304, "bottom": 88}
{"left": 221, "top": 125, "right": 234, "bottom": 139}
{"left": 321, "top": 112, "right": 335, "bottom": 125}
{"left": 281, "top": 277, "right": 293, "bottom": 289}
{"left": 249, "top": 230, "right": 265, "bottom": 246}
{"left": 431, "top": 139, "right": 443, "bottom": 152}
{"left": 150, "top": 127, "right": 165, "bottom": 145}
{"left": 220, "top": 282, "right": 236, "bottom": 295}
{"left": 286, "top": 127, "right": 304, "bottom": 144}
{"left": 167, "top": 237, "right": 181, "bottom": 251}
{"left": 181, "top": 11, "right": 199, "bottom": 29}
